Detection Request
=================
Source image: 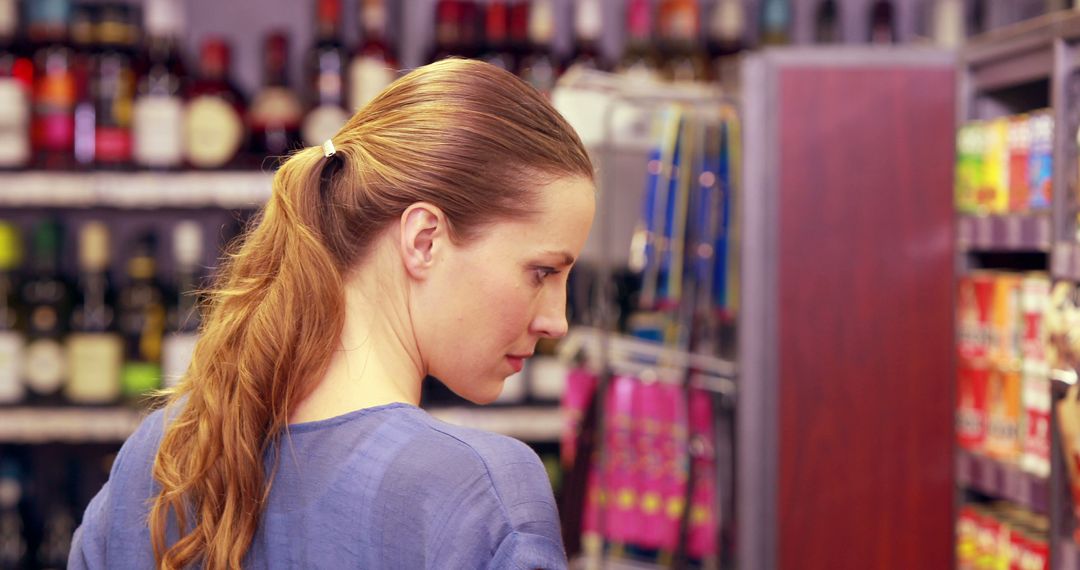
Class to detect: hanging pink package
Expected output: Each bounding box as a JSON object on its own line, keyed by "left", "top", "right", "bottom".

{"left": 602, "top": 374, "right": 640, "bottom": 544}
{"left": 687, "top": 386, "right": 719, "bottom": 559}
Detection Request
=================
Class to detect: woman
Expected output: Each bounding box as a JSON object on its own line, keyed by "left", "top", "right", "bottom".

{"left": 69, "top": 58, "right": 595, "bottom": 569}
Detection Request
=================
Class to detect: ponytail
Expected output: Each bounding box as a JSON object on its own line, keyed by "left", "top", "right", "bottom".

{"left": 149, "top": 147, "right": 347, "bottom": 569}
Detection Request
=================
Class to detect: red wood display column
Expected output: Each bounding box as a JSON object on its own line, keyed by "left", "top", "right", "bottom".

{"left": 739, "top": 50, "right": 956, "bottom": 570}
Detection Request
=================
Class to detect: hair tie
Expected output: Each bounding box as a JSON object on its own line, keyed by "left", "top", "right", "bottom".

{"left": 322, "top": 139, "right": 336, "bottom": 158}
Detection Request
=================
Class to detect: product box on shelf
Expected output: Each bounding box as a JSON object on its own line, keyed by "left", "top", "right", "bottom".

{"left": 986, "top": 367, "right": 1022, "bottom": 462}
{"left": 956, "top": 122, "right": 984, "bottom": 215}
{"left": 981, "top": 118, "right": 1010, "bottom": 215}
{"left": 1008, "top": 114, "right": 1031, "bottom": 213}
{"left": 1020, "top": 274, "right": 1051, "bottom": 477}
{"left": 1028, "top": 111, "right": 1053, "bottom": 211}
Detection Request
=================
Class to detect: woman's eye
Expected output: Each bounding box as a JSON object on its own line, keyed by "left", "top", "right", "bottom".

{"left": 532, "top": 267, "right": 559, "bottom": 285}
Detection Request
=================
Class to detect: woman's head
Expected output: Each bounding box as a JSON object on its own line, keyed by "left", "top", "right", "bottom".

{"left": 150, "top": 58, "right": 594, "bottom": 569}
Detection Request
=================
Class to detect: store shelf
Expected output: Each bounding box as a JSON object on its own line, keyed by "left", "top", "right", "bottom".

{"left": 428, "top": 405, "right": 563, "bottom": 442}
{"left": 0, "top": 404, "right": 563, "bottom": 444}
{"left": 0, "top": 406, "right": 147, "bottom": 444}
{"left": 956, "top": 449, "right": 1050, "bottom": 515}
{"left": 0, "top": 171, "right": 273, "bottom": 209}
{"left": 1053, "top": 242, "right": 1080, "bottom": 281}
{"left": 957, "top": 214, "right": 1052, "bottom": 252}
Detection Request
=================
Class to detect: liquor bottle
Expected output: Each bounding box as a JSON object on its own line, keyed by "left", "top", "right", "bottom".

{"left": 70, "top": 3, "right": 96, "bottom": 168}
{"left": 21, "top": 221, "right": 71, "bottom": 403}
{"left": 302, "top": 0, "right": 350, "bottom": 147}
{"left": 183, "top": 38, "right": 246, "bottom": 169}
{"left": 93, "top": 3, "right": 138, "bottom": 168}
{"left": 249, "top": 32, "right": 303, "bottom": 160}
{"left": 481, "top": 0, "right": 514, "bottom": 71}
{"left": 0, "top": 460, "right": 26, "bottom": 568}
{"left": 568, "top": 0, "right": 609, "bottom": 72}
{"left": 868, "top": 0, "right": 896, "bottom": 44}
{"left": 28, "top": 0, "right": 77, "bottom": 170}
{"left": 930, "top": 0, "right": 964, "bottom": 47}
{"left": 35, "top": 499, "right": 74, "bottom": 570}
{"left": 0, "top": 0, "right": 31, "bottom": 169}
{"left": 508, "top": 0, "right": 530, "bottom": 69}
{"left": 658, "top": 0, "right": 706, "bottom": 83}
{"left": 0, "top": 222, "right": 22, "bottom": 405}
{"left": 133, "top": 0, "right": 186, "bottom": 169}
{"left": 706, "top": 0, "right": 747, "bottom": 83}
{"left": 760, "top": 0, "right": 791, "bottom": 46}
{"left": 348, "top": 0, "right": 397, "bottom": 112}
{"left": 619, "top": 0, "right": 661, "bottom": 82}
{"left": 518, "top": 0, "right": 559, "bottom": 97}
{"left": 429, "top": 0, "right": 464, "bottom": 61}
{"left": 65, "top": 222, "right": 122, "bottom": 405}
{"left": 118, "top": 233, "right": 165, "bottom": 399}
{"left": 161, "top": 221, "right": 203, "bottom": 389}
{"left": 460, "top": 0, "right": 484, "bottom": 59}
{"left": 815, "top": 0, "right": 841, "bottom": 43}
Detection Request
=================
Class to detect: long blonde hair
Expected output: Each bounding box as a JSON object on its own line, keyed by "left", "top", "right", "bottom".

{"left": 148, "top": 59, "right": 594, "bottom": 569}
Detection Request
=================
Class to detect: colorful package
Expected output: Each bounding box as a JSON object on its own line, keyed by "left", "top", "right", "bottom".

{"left": 1008, "top": 115, "right": 1031, "bottom": 213}
{"left": 1028, "top": 111, "right": 1053, "bottom": 211}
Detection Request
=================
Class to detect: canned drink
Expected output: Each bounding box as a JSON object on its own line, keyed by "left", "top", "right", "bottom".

{"left": 1008, "top": 115, "right": 1031, "bottom": 213}
{"left": 987, "top": 368, "right": 1022, "bottom": 462}
{"left": 1028, "top": 111, "right": 1053, "bottom": 211}
{"left": 959, "top": 362, "right": 991, "bottom": 451}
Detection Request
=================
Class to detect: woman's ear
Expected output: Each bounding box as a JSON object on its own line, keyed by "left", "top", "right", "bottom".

{"left": 399, "top": 202, "right": 445, "bottom": 279}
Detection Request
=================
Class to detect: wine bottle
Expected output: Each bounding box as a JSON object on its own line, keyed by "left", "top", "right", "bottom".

{"left": 760, "top": 0, "right": 791, "bottom": 46}
{"left": 133, "top": 0, "right": 186, "bottom": 170}
{"left": 249, "top": 31, "right": 303, "bottom": 160}
{"left": 348, "top": 0, "right": 397, "bottom": 112}
{"left": 658, "top": 0, "right": 706, "bottom": 83}
{"left": 65, "top": 221, "right": 122, "bottom": 405}
{"left": 0, "top": 0, "right": 31, "bottom": 169}
{"left": 568, "top": 0, "right": 609, "bottom": 72}
{"left": 28, "top": 0, "right": 77, "bottom": 170}
{"left": 0, "top": 460, "right": 26, "bottom": 568}
{"left": 481, "top": 0, "right": 514, "bottom": 71}
{"left": 161, "top": 221, "right": 203, "bottom": 389}
{"left": 302, "top": 0, "right": 350, "bottom": 146}
{"left": 183, "top": 38, "right": 246, "bottom": 169}
{"left": 815, "top": 0, "right": 841, "bottom": 44}
{"left": 619, "top": 0, "right": 661, "bottom": 82}
{"left": 70, "top": 3, "right": 96, "bottom": 168}
{"left": 518, "top": 0, "right": 559, "bottom": 98}
{"left": 92, "top": 2, "right": 138, "bottom": 168}
{"left": 0, "top": 222, "right": 22, "bottom": 405}
{"left": 429, "top": 0, "right": 464, "bottom": 62}
{"left": 118, "top": 233, "right": 165, "bottom": 400}
{"left": 868, "top": 0, "right": 896, "bottom": 44}
{"left": 21, "top": 221, "right": 72, "bottom": 403}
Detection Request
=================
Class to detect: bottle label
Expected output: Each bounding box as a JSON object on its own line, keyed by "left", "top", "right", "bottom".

{"left": 65, "top": 333, "right": 123, "bottom": 404}
{"left": 0, "top": 331, "right": 24, "bottom": 403}
{"left": 348, "top": 57, "right": 394, "bottom": 112}
{"left": 302, "top": 105, "right": 350, "bottom": 146}
{"left": 161, "top": 332, "right": 199, "bottom": 388}
{"left": 0, "top": 80, "right": 30, "bottom": 167}
{"left": 133, "top": 96, "right": 184, "bottom": 167}
{"left": 23, "top": 338, "right": 65, "bottom": 395}
{"left": 34, "top": 71, "right": 76, "bottom": 150}
{"left": 121, "top": 361, "right": 161, "bottom": 397}
{"left": 249, "top": 87, "right": 303, "bottom": 128}
{"left": 95, "top": 126, "right": 132, "bottom": 164}
{"left": 184, "top": 95, "right": 243, "bottom": 168}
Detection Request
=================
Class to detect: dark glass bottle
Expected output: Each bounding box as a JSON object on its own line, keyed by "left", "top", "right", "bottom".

{"left": 460, "top": 0, "right": 483, "bottom": 59}
{"left": 65, "top": 221, "right": 121, "bottom": 405}
{"left": 760, "top": 0, "right": 791, "bottom": 46}
{"left": 815, "top": 0, "right": 841, "bottom": 44}
{"left": 0, "top": 0, "right": 32, "bottom": 169}
{"left": 93, "top": 3, "right": 138, "bottom": 168}
{"left": 706, "top": 0, "right": 747, "bottom": 83}
{"left": 429, "top": 0, "right": 463, "bottom": 62}
{"left": 28, "top": 0, "right": 76, "bottom": 170}
{"left": 619, "top": 0, "right": 661, "bottom": 82}
{"left": 868, "top": 0, "right": 896, "bottom": 44}
{"left": 348, "top": 0, "right": 398, "bottom": 112}
{"left": 518, "top": 0, "right": 559, "bottom": 98}
{"left": 507, "top": 0, "right": 529, "bottom": 71}
{"left": 0, "top": 222, "right": 23, "bottom": 405}
{"left": 161, "top": 221, "right": 203, "bottom": 388}
{"left": 183, "top": 38, "right": 246, "bottom": 169}
{"left": 481, "top": 0, "right": 513, "bottom": 71}
{"left": 118, "top": 233, "right": 165, "bottom": 400}
{"left": 249, "top": 32, "right": 303, "bottom": 161}
{"left": 20, "top": 220, "right": 72, "bottom": 404}
{"left": 658, "top": 0, "right": 706, "bottom": 83}
{"left": 70, "top": 3, "right": 96, "bottom": 168}
{"left": 568, "top": 0, "right": 609, "bottom": 72}
{"left": 0, "top": 460, "right": 27, "bottom": 568}
{"left": 302, "top": 0, "right": 349, "bottom": 146}
{"left": 133, "top": 0, "right": 186, "bottom": 170}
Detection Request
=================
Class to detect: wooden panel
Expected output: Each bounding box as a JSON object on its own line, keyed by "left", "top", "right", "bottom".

{"left": 776, "top": 66, "right": 956, "bottom": 570}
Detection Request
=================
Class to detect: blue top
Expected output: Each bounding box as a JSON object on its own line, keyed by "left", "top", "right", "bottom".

{"left": 69, "top": 402, "right": 568, "bottom": 569}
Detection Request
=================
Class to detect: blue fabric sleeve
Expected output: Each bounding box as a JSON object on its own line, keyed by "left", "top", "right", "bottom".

{"left": 488, "top": 531, "right": 568, "bottom": 570}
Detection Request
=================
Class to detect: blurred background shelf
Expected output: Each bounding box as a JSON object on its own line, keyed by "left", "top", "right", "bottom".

{"left": 1052, "top": 242, "right": 1080, "bottom": 281}
{"left": 956, "top": 449, "right": 1050, "bottom": 515}
{"left": 0, "top": 405, "right": 562, "bottom": 444}
{"left": 0, "top": 172, "right": 273, "bottom": 209}
{"left": 957, "top": 214, "right": 1052, "bottom": 253}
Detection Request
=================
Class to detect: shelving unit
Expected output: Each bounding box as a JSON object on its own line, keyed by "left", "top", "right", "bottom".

{"left": 0, "top": 172, "right": 273, "bottom": 209}
{"left": 0, "top": 405, "right": 563, "bottom": 444}
{"left": 958, "top": 12, "right": 1080, "bottom": 569}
